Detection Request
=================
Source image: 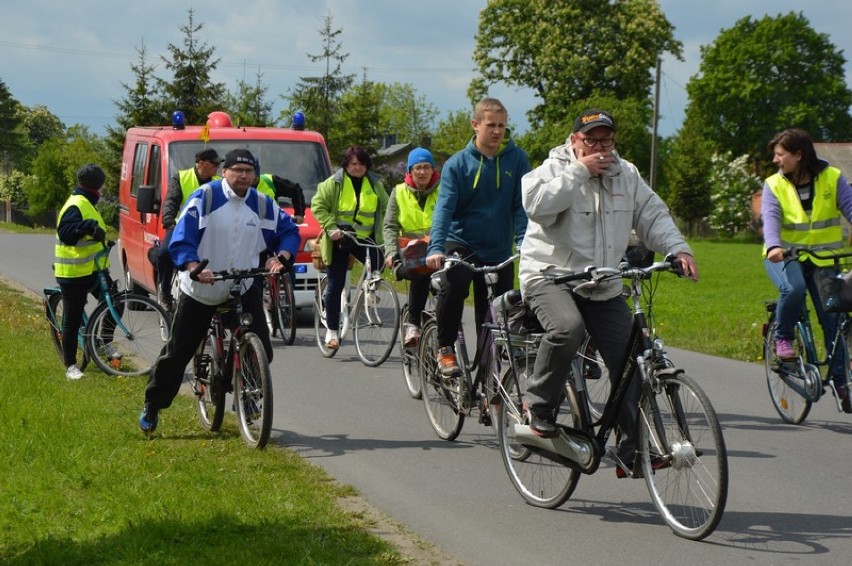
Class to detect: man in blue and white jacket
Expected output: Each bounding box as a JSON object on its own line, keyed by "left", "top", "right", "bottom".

{"left": 140, "top": 148, "right": 300, "bottom": 434}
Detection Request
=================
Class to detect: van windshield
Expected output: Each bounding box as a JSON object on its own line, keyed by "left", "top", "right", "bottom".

{"left": 168, "top": 141, "right": 331, "bottom": 204}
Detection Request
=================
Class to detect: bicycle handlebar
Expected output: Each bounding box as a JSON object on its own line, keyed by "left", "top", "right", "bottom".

{"left": 189, "top": 259, "right": 271, "bottom": 282}
{"left": 546, "top": 255, "right": 682, "bottom": 287}
{"left": 782, "top": 246, "right": 852, "bottom": 262}
{"left": 437, "top": 253, "right": 519, "bottom": 275}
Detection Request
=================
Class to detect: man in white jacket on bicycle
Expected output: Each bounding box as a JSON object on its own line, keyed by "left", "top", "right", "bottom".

{"left": 518, "top": 109, "right": 697, "bottom": 477}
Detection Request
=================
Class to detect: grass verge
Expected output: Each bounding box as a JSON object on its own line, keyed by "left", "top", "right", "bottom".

{"left": 0, "top": 279, "right": 418, "bottom": 565}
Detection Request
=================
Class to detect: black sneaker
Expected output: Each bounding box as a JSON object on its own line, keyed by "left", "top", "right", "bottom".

{"left": 524, "top": 403, "right": 558, "bottom": 438}
{"left": 838, "top": 385, "right": 852, "bottom": 414}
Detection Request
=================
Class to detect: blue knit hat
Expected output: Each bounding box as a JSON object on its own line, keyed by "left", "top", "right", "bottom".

{"left": 406, "top": 147, "right": 435, "bottom": 171}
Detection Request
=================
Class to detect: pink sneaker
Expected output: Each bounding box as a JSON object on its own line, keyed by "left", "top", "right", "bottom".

{"left": 775, "top": 338, "right": 796, "bottom": 360}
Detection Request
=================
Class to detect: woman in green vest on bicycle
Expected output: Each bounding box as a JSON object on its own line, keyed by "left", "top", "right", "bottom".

{"left": 762, "top": 128, "right": 852, "bottom": 412}
{"left": 312, "top": 146, "right": 389, "bottom": 350}
{"left": 383, "top": 147, "right": 440, "bottom": 346}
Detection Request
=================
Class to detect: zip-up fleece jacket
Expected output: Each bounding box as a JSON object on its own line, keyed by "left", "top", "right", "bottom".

{"left": 519, "top": 142, "right": 691, "bottom": 300}
{"left": 427, "top": 133, "right": 530, "bottom": 263}
{"left": 170, "top": 179, "right": 300, "bottom": 306}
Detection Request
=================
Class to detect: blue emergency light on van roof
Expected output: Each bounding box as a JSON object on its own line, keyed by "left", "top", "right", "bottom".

{"left": 171, "top": 111, "right": 186, "bottom": 130}
{"left": 292, "top": 111, "right": 305, "bottom": 131}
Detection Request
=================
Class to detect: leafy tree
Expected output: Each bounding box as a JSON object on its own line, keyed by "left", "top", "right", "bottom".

{"left": 281, "top": 11, "right": 355, "bottom": 154}
{"left": 431, "top": 109, "right": 473, "bottom": 161}
{"left": 685, "top": 12, "right": 852, "bottom": 161}
{"left": 706, "top": 153, "right": 762, "bottom": 238}
{"left": 225, "top": 68, "right": 274, "bottom": 127}
{"left": 337, "top": 69, "right": 382, "bottom": 156}
{"left": 0, "top": 170, "right": 31, "bottom": 208}
{"left": 374, "top": 82, "right": 438, "bottom": 147}
{"left": 664, "top": 118, "right": 715, "bottom": 235}
{"left": 0, "top": 79, "right": 24, "bottom": 172}
{"left": 472, "top": 0, "right": 681, "bottom": 127}
{"left": 24, "top": 126, "right": 110, "bottom": 220}
{"left": 156, "top": 8, "right": 227, "bottom": 126}
{"left": 17, "top": 105, "right": 65, "bottom": 149}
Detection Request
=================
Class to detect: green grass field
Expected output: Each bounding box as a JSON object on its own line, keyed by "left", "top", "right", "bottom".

{"left": 0, "top": 281, "right": 416, "bottom": 564}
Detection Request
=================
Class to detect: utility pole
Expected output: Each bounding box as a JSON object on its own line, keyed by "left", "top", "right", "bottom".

{"left": 650, "top": 57, "right": 661, "bottom": 191}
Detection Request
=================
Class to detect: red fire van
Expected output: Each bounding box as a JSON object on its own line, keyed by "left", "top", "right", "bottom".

{"left": 118, "top": 111, "right": 332, "bottom": 308}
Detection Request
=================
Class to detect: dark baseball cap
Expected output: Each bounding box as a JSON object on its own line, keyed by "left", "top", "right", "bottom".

{"left": 195, "top": 148, "right": 223, "bottom": 163}
{"left": 222, "top": 149, "right": 256, "bottom": 169}
{"left": 573, "top": 109, "right": 617, "bottom": 133}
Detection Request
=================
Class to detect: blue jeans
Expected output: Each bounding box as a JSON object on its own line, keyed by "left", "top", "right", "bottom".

{"left": 764, "top": 258, "right": 845, "bottom": 379}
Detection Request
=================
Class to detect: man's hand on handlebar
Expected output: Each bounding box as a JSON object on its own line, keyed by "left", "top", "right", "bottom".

{"left": 675, "top": 252, "right": 699, "bottom": 281}
{"left": 426, "top": 253, "right": 445, "bottom": 270}
{"left": 187, "top": 260, "right": 215, "bottom": 285}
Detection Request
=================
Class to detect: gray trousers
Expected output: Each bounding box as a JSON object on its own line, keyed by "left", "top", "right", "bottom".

{"left": 524, "top": 277, "right": 640, "bottom": 461}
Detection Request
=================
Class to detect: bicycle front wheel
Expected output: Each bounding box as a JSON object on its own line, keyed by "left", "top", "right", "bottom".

{"left": 638, "top": 372, "right": 728, "bottom": 541}
{"left": 497, "top": 355, "right": 583, "bottom": 509}
{"left": 313, "top": 276, "right": 338, "bottom": 358}
{"left": 763, "top": 317, "right": 811, "bottom": 424}
{"left": 354, "top": 278, "right": 400, "bottom": 367}
{"left": 234, "top": 332, "right": 273, "bottom": 449}
{"left": 399, "top": 304, "right": 422, "bottom": 399}
{"left": 419, "top": 320, "right": 464, "bottom": 440}
{"left": 193, "top": 332, "right": 226, "bottom": 432}
{"left": 87, "top": 293, "right": 171, "bottom": 376}
{"left": 45, "top": 290, "right": 89, "bottom": 371}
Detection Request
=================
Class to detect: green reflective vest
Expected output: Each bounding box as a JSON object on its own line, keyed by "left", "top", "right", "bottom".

{"left": 179, "top": 168, "right": 221, "bottom": 202}
{"left": 256, "top": 174, "right": 276, "bottom": 201}
{"left": 54, "top": 195, "right": 108, "bottom": 278}
{"left": 394, "top": 182, "right": 438, "bottom": 238}
{"left": 339, "top": 175, "right": 378, "bottom": 239}
{"left": 767, "top": 166, "right": 843, "bottom": 266}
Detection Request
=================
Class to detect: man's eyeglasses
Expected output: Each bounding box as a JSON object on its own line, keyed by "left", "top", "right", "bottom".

{"left": 411, "top": 164, "right": 433, "bottom": 173}
{"left": 228, "top": 167, "right": 255, "bottom": 175}
{"left": 579, "top": 136, "right": 615, "bottom": 148}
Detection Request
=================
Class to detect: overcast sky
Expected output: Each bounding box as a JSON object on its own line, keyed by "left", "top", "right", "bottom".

{"left": 2, "top": 0, "right": 850, "bottom": 140}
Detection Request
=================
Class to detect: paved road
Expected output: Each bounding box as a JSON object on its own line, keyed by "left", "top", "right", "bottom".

{"left": 3, "top": 232, "right": 852, "bottom": 565}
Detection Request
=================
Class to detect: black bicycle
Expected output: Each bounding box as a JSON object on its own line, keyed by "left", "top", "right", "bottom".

{"left": 762, "top": 247, "right": 852, "bottom": 423}
{"left": 190, "top": 262, "right": 275, "bottom": 449}
{"left": 496, "top": 257, "right": 728, "bottom": 540}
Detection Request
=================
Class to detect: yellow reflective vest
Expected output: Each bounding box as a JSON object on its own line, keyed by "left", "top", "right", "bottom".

{"left": 394, "top": 182, "right": 438, "bottom": 238}
{"left": 766, "top": 166, "right": 843, "bottom": 266}
{"left": 256, "top": 174, "right": 276, "bottom": 201}
{"left": 179, "top": 168, "right": 221, "bottom": 202}
{"left": 338, "top": 175, "right": 378, "bottom": 239}
{"left": 54, "top": 195, "right": 108, "bottom": 278}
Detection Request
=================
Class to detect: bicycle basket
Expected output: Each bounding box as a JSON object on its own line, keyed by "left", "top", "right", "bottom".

{"left": 398, "top": 236, "right": 435, "bottom": 277}
{"left": 820, "top": 270, "right": 852, "bottom": 313}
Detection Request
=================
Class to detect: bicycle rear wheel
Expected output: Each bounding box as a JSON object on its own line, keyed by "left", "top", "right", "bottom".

{"left": 234, "top": 332, "right": 273, "bottom": 449}
{"left": 419, "top": 320, "right": 464, "bottom": 440}
{"left": 45, "top": 290, "right": 89, "bottom": 371}
{"left": 87, "top": 293, "right": 170, "bottom": 376}
{"left": 313, "top": 276, "right": 338, "bottom": 358}
{"left": 638, "top": 372, "right": 728, "bottom": 541}
{"left": 571, "top": 334, "right": 609, "bottom": 425}
{"left": 193, "top": 332, "right": 226, "bottom": 432}
{"left": 275, "top": 273, "right": 297, "bottom": 345}
{"left": 497, "top": 355, "right": 583, "bottom": 509}
{"left": 763, "top": 317, "right": 811, "bottom": 424}
{"left": 354, "top": 278, "right": 400, "bottom": 367}
{"left": 399, "top": 303, "right": 422, "bottom": 399}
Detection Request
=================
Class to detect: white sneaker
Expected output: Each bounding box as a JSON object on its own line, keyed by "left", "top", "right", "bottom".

{"left": 65, "top": 364, "right": 84, "bottom": 380}
{"left": 403, "top": 323, "right": 420, "bottom": 347}
{"left": 325, "top": 329, "right": 339, "bottom": 350}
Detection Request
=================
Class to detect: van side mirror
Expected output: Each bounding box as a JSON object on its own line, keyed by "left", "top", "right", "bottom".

{"left": 137, "top": 185, "right": 159, "bottom": 214}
